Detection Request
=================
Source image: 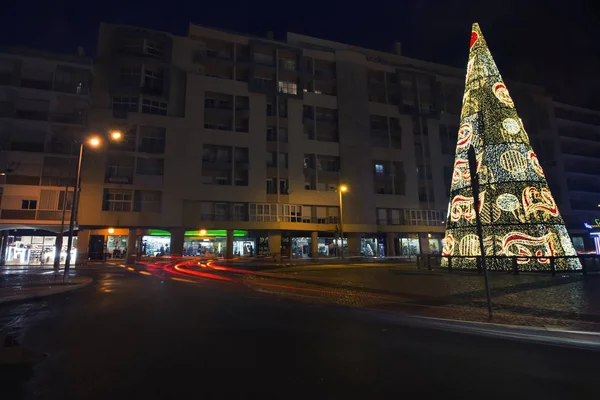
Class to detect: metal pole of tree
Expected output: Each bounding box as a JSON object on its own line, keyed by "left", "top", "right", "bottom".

{"left": 338, "top": 188, "right": 344, "bottom": 258}
{"left": 53, "top": 183, "right": 69, "bottom": 273}
{"left": 468, "top": 145, "right": 492, "bottom": 318}
{"left": 64, "top": 142, "right": 84, "bottom": 282}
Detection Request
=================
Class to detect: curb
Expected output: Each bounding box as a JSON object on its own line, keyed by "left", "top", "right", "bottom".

{"left": 0, "top": 277, "right": 93, "bottom": 305}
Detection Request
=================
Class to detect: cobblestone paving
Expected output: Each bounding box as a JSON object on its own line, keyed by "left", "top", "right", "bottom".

{"left": 245, "top": 266, "right": 600, "bottom": 329}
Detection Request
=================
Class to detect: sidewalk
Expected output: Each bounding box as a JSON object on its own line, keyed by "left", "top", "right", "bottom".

{"left": 0, "top": 267, "right": 93, "bottom": 305}
{"left": 243, "top": 264, "right": 600, "bottom": 330}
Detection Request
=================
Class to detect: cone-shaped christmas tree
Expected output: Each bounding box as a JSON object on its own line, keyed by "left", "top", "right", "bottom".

{"left": 442, "top": 23, "right": 581, "bottom": 271}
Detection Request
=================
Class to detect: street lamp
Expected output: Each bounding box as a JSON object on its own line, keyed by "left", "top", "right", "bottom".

{"left": 200, "top": 229, "right": 207, "bottom": 236}
{"left": 63, "top": 133, "right": 121, "bottom": 281}
{"left": 338, "top": 185, "right": 348, "bottom": 258}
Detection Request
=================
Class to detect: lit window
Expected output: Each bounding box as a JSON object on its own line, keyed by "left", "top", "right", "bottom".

{"left": 375, "top": 164, "right": 384, "bottom": 175}
{"left": 278, "top": 81, "right": 297, "bottom": 95}
{"left": 103, "top": 189, "right": 133, "bottom": 212}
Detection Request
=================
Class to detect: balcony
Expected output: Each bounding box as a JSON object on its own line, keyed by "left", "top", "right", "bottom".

{"left": 194, "top": 49, "right": 232, "bottom": 63}
{"left": 141, "top": 84, "right": 163, "bottom": 97}
{"left": 105, "top": 174, "right": 133, "bottom": 184}
{"left": 15, "top": 109, "right": 48, "bottom": 121}
{"left": 20, "top": 78, "right": 53, "bottom": 91}
{"left": 50, "top": 112, "right": 86, "bottom": 125}
{"left": 53, "top": 82, "right": 90, "bottom": 95}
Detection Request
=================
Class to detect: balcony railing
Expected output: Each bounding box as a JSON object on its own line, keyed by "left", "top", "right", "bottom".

{"left": 50, "top": 112, "right": 86, "bottom": 125}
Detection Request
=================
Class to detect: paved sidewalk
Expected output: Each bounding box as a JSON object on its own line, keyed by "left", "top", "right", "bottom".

{"left": 0, "top": 267, "right": 93, "bottom": 304}
{"left": 244, "top": 265, "right": 600, "bottom": 330}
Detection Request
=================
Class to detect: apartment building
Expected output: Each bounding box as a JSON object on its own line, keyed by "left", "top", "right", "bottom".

{"left": 0, "top": 22, "right": 567, "bottom": 264}
{"left": 553, "top": 103, "right": 600, "bottom": 253}
{"left": 0, "top": 47, "right": 92, "bottom": 265}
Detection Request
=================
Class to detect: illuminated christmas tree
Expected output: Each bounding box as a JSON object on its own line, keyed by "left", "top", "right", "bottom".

{"left": 442, "top": 23, "right": 581, "bottom": 271}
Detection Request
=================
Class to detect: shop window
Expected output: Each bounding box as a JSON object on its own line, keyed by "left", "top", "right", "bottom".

{"left": 21, "top": 199, "right": 37, "bottom": 209}
{"left": 138, "top": 126, "right": 166, "bottom": 153}
{"left": 375, "top": 164, "right": 384, "bottom": 175}
{"left": 102, "top": 189, "right": 133, "bottom": 212}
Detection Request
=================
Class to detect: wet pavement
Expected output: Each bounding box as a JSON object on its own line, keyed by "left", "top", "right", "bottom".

{"left": 0, "top": 263, "right": 598, "bottom": 399}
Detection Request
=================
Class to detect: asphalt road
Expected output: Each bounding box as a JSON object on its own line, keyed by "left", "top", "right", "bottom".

{"left": 0, "top": 264, "right": 598, "bottom": 399}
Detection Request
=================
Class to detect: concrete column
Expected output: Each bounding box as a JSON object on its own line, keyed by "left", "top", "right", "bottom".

{"left": 311, "top": 231, "right": 318, "bottom": 259}
{"left": 136, "top": 233, "right": 143, "bottom": 258}
{"left": 420, "top": 235, "right": 431, "bottom": 255}
{"left": 0, "top": 231, "right": 7, "bottom": 266}
{"left": 386, "top": 232, "right": 396, "bottom": 257}
{"left": 127, "top": 228, "right": 136, "bottom": 263}
{"left": 268, "top": 231, "right": 282, "bottom": 256}
{"left": 226, "top": 229, "right": 234, "bottom": 259}
{"left": 169, "top": 228, "right": 185, "bottom": 257}
{"left": 76, "top": 229, "right": 90, "bottom": 265}
{"left": 347, "top": 233, "right": 361, "bottom": 257}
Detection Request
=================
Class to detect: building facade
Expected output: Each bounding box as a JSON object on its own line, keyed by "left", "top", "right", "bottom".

{"left": 0, "top": 47, "right": 92, "bottom": 265}
{"left": 553, "top": 102, "right": 600, "bottom": 253}
{"left": 0, "top": 23, "right": 585, "bottom": 263}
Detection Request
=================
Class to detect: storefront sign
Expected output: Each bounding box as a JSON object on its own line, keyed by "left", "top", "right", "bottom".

{"left": 584, "top": 219, "right": 600, "bottom": 229}
{"left": 147, "top": 229, "right": 248, "bottom": 237}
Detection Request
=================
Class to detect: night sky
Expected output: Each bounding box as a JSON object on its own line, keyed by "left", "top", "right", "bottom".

{"left": 1, "top": 0, "right": 599, "bottom": 109}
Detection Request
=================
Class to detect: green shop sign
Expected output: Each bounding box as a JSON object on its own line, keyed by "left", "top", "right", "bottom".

{"left": 147, "top": 229, "right": 248, "bottom": 237}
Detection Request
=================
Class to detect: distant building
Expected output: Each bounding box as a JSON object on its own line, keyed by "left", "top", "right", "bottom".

{"left": 553, "top": 102, "right": 600, "bottom": 253}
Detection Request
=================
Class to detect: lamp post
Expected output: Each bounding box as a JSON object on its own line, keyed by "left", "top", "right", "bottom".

{"left": 338, "top": 185, "right": 348, "bottom": 258}
{"left": 63, "top": 130, "right": 122, "bottom": 281}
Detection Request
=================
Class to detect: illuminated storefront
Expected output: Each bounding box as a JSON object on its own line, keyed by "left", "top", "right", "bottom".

{"left": 3, "top": 231, "right": 77, "bottom": 266}
{"left": 143, "top": 229, "right": 254, "bottom": 257}
{"left": 106, "top": 235, "right": 128, "bottom": 259}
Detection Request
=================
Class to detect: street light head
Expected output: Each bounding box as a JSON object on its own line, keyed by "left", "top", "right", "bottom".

{"left": 199, "top": 229, "right": 207, "bottom": 235}
{"left": 339, "top": 185, "right": 348, "bottom": 193}
{"left": 110, "top": 130, "right": 123, "bottom": 141}
{"left": 108, "top": 228, "right": 115, "bottom": 234}
{"left": 88, "top": 137, "right": 101, "bottom": 147}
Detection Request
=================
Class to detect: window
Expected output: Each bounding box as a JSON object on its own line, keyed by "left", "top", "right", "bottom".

{"left": 112, "top": 96, "right": 138, "bottom": 113}
{"left": 135, "top": 190, "right": 161, "bottom": 212}
{"left": 234, "top": 147, "right": 249, "bottom": 163}
{"left": 215, "top": 203, "right": 228, "bottom": 220}
{"left": 119, "top": 67, "right": 140, "bottom": 87}
{"left": 253, "top": 52, "right": 273, "bottom": 65}
{"left": 103, "top": 189, "right": 133, "bottom": 212}
{"left": 266, "top": 179, "right": 277, "bottom": 194}
{"left": 266, "top": 103, "right": 274, "bottom": 116}
{"left": 138, "top": 126, "right": 166, "bottom": 153}
{"left": 279, "top": 179, "right": 288, "bottom": 194}
{"left": 204, "top": 98, "right": 216, "bottom": 108}
{"left": 280, "top": 59, "right": 296, "bottom": 71}
{"left": 136, "top": 157, "right": 164, "bottom": 175}
{"left": 144, "top": 40, "right": 163, "bottom": 57}
{"left": 233, "top": 204, "right": 246, "bottom": 221}
{"left": 143, "top": 69, "right": 163, "bottom": 93}
{"left": 266, "top": 127, "right": 277, "bottom": 141}
{"left": 216, "top": 177, "right": 229, "bottom": 186}
{"left": 267, "top": 152, "right": 277, "bottom": 167}
{"left": 278, "top": 128, "right": 288, "bottom": 143}
{"left": 58, "top": 190, "right": 74, "bottom": 211}
{"left": 141, "top": 98, "right": 167, "bottom": 116}
{"left": 375, "top": 164, "right": 384, "bottom": 175}
{"left": 105, "top": 155, "right": 135, "bottom": 184}
{"left": 278, "top": 81, "right": 297, "bottom": 95}
{"left": 278, "top": 153, "right": 288, "bottom": 168}
{"left": 21, "top": 200, "right": 37, "bottom": 210}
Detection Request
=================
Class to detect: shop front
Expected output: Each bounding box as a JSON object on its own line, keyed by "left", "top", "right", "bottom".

{"left": 1, "top": 230, "right": 77, "bottom": 266}
{"left": 143, "top": 229, "right": 254, "bottom": 257}
{"left": 361, "top": 236, "right": 385, "bottom": 257}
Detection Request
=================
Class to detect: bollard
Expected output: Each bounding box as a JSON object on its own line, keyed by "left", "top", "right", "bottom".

{"left": 512, "top": 256, "right": 519, "bottom": 275}
{"left": 476, "top": 256, "right": 482, "bottom": 274}
{"left": 448, "top": 256, "right": 453, "bottom": 273}
{"left": 427, "top": 255, "right": 432, "bottom": 270}
{"left": 582, "top": 256, "right": 587, "bottom": 276}
{"left": 550, "top": 257, "right": 556, "bottom": 277}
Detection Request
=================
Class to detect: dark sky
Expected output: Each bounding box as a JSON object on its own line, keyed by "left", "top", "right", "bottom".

{"left": 1, "top": 0, "right": 599, "bottom": 109}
